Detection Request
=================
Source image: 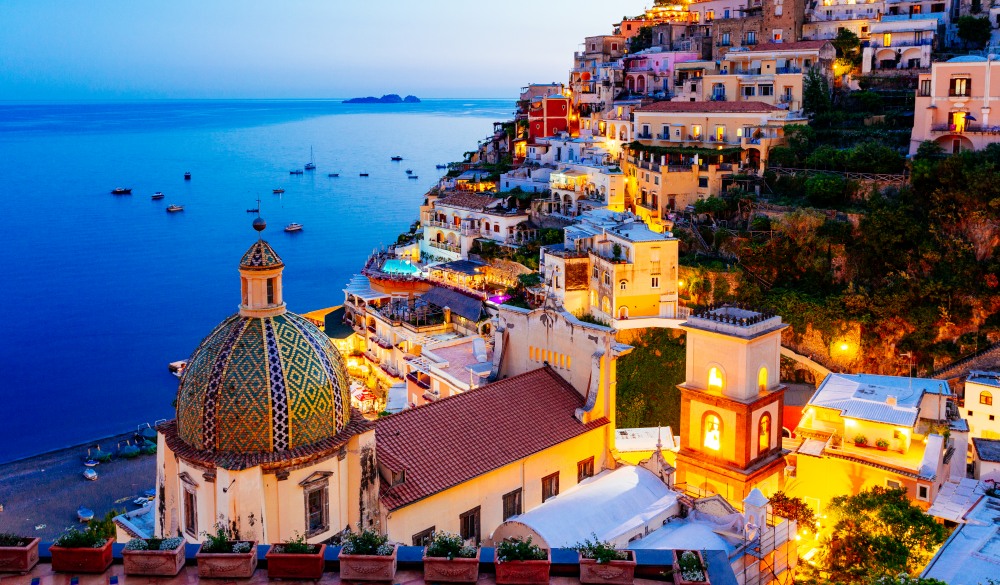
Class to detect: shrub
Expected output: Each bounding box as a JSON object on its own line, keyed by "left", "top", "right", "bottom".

{"left": 125, "top": 539, "right": 149, "bottom": 551}
{"left": 273, "top": 532, "right": 318, "bottom": 554}
{"left": 854, "top": 434, "right": 868, "bottom": 445}
{"left": 55, "top": 510, "right": 118, "bottom": 548}
{"left": 677, "top": 551, "right": 706, "bottom": 581}
{"left": 495, "top": 537, "right": 547, "bottom": 562}
{"left": 425, "top": 531, "right": 477, "bottom": 559}
{"left": 574, "top": 534, "right": 627, "bottom": 564}
{"left": 341, "top": 526, "right": 393, "bottom": 556}
{"left": 876, "top": 438, "right": 890, "bottom": 448}
{"left": 0, "top": 534, "right": 31, "bottom": 547}
{"left": 201, "top": 522, "right": 244, "bottom": 553}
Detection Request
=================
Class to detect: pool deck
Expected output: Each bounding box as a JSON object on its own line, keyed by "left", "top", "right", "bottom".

{"left": 0, "top": 433, "right": 156, "bottom": 542}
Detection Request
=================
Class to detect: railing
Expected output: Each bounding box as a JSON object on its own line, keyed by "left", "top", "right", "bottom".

{"left": 425, "top": 219, "right": 457, "bottom": 230}
{"left": 930, "top": 123, "right": 1000, "bottom": 134}
{"left": 806, "top": 13, "right": 874, "bottom": 22}
{"left": 636, "top": 132, "right": 653, "bottom": 139}
{"left": 655, "top": 132, "right": 671, "bottom": 140}
{"left": 731, "top": 67, "right": 763, "bottom": 75}
{"left": 666, "top": 164, "right": 694, "bottom": 172}
{"left": 406, "top": 372, "right": 431, "bottom": 389}
{"left": 869, "top": 38, "right": 933, "bottom": 48}
{"left": 428, "top": 240, "right": 460, "bottom": 253}
{"left": 711, "top": 93, "right": 727, "bottom": 101}
{"left": 775, "top": 66, "right": 803, "bottom": 74}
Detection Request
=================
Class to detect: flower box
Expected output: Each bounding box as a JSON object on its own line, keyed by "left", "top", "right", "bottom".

{"left": 196, "top": 541, "right": 258, "bottom": 579}
{"left": 50, "top": 539, "right": 114, "bottom": 574}
{"left": 123, "top": 540, "right": 186, "bottom": 577}
{"left": 673, "top": 550, "right": 709, "bottom": 585}
{"left": 0, "top": 537, "right": 40, "bottom": 573}
{"left": 423, "top": 547, "right": 481, "bottom": 583}
{"left": 266, "top": 543, "right": 327, "bottom": 580}
{"left": 495, "top": 549, "right": 551, "bottom": 585}
{"left": 579, "top": 550, "right": 636, "bottom": 585}
{"left": 338, "top": 542, "right": 397, "bottom": 582}
{"left": 876, "top": 444, "right": 888, "bottom": 451}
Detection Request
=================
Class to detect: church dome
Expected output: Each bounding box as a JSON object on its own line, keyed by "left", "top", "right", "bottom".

{"left": 174, "top": 234, "right": 350, "bottom": 454}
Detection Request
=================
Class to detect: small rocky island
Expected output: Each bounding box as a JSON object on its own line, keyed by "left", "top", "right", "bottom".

{"left": 343, "top": 94, "right": 421, "bottom": 104}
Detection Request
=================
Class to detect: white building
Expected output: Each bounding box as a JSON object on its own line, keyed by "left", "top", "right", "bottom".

{"left": 964, "top": 370, "right": 1000, "bottom": 439}
{"left": 421, "top": 193, "right": 531, "bottom": 261}
{"left": 922, "top": 487, "right": 1000, "bottom": 585}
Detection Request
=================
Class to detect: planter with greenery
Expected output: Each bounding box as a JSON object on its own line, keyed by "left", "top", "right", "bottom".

{"left": 574, "top": 535, "right": 635, "bottom": 585}
{"left": 853, "top": 434, "right": 868, "bottom": 447}
{"left": 0, "top": 534, "right": 40, "bottom": 573}
{"left": 875, "top": 438, "right": 890, "bottom": 451}
{"left": 673, "top": 550, "right": 708, "bottom": 585}
{"left": 123, "top": 537, "right": 186, "bottom": 577}
{"left": 195, "top": 523, "right": 257, "bottom": 579}
{"left": 337, "top": 527, "right": 397, "bottom": 582}
{"left": 265, "top": 532, "right": 327, "bottom": 580}
{"left": 422, "top": 531, "right": 480, "bottom": 583}
{"left": 494, "top": 537, "right": 550, "bottom": 585}
{"left": 49, "top": 511, "right": 117, "bottom": 573}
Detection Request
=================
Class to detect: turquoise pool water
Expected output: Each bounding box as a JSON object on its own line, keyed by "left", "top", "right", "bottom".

{"left": 382, "top": 259, "right": 421, "bottom": 276}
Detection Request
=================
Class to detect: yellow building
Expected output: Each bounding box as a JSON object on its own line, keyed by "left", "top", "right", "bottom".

{"left": 964, "top": 371, "right": 1000, "bottom": 439}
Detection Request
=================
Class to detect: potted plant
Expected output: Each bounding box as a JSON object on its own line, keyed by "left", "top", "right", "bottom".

{"left": 853, "top": 434, "right": 868, "bottom": 447}
{"left": 875, "top": 438, "right": 890, "bottom": 451}
{"left": 423, "top": 531, "right": 479, "bottom": 583}
{"left": 49, "top": 511, "right": 117, "bottom": 573}
{"left": 337, "top": 526, "right": 397, "bottom": 582}
{"left": 265, "top": 532, "right": 327, "bottom": 580}
{"left": 195, "top": 522, "right": 257, "bottom": 578}
{"left": 494, "top": 536, "right": 550, "bottom": 585}
{"left": 673, "top": 550, "right": 708, "bottom": 585}
{"left": 0, "top": 534, "right": 40, "bottom": 573}
{"left": 123, "top": 537, "right": 186, "bottom": 577}
{"left": 574, "top": 534, "right": 635, "bottom": 585}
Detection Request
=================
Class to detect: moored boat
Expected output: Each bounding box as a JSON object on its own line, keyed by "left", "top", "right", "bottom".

{"left": 360, "top": 172, "right": 369, "bottom": 177}
{"left": 290, "top": 169, "right": 303, "bottom": 175}
{"left": 272, "top": 188, "right": 285, "bottom": 194}
{"left": 405, "top": 169, "right": 413, "bottom": 175}
{"left": 304, "top": 146, "right": 316, "bottom": 170}
{"left": 151, "top": 192, "right": 165, "bottom": 200}
{"left": 391, "top": 156, "right": 403, "bottom": 161}
{"left": 111, "top": 188, "right": 132, "bottom": 195}
{"left": 169, "top": 360, "right": 187, "bottom": 377}
{"left": 166, "top": 205, "right": 184, "bottom": 213}
{"left": 284, "top": 222, "right": 303, "bottom": 232}
{"left": 436, "top": 164, "right": 448, "bottom": 169}
{"left": 246, "top": 208, "right": 259, "bottom": 213}
{"left": 408, "top": 175, "right": 419, "bottom": 179}
{"left": 328, "top": 173, "right": 339, "bottom": 177}
{"left": 77, "top": 506, "right": 95, "bottom": 522}
{"left": 184, "top": 172, "right": 191, "bottom": 180}
{"left": 83, "top": 468, "right": 98, "bottom": 481}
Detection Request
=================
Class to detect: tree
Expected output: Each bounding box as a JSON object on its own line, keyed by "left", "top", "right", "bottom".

{"left": 822, "top": 487, "right": 947, "bottom": 581}
{"left": 803, "top": 68, "right": 832, "bottom": 116}
{"left": 832, "top": 29, "right": 862, "bottom": 67}
{"left": 628, "top": 26, "right": 654, "bottom": 53}
{"left": 957, "top": 16, "right": 992, "bottom": 49}
{"left": 767, "top": 491, "right": 817, "bottom": 533}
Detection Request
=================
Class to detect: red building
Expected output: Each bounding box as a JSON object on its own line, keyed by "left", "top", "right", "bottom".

{"left": 527, "top": 95, "right": 575, "bottom": 139}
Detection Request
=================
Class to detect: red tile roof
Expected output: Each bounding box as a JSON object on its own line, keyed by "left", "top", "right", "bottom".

{"left": 739, "top": 40, "right": 830, "bottom": 53}
{"left": 376, "top": 367, "right": 609, "bottom": 510}
{"left": 436, "top": 193, "right": 501, "bottom": 211}
{"left": 636, "top": 101, "right": 781, "bottom": 114}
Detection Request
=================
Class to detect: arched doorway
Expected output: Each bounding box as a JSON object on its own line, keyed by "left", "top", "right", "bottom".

{"left": 618, "top": 306, "right": 629, "bottom": 319}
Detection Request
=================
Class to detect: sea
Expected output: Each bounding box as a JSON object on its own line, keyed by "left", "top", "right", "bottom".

{"left": 0, "top": 99, "right": 512, "bottom": 464}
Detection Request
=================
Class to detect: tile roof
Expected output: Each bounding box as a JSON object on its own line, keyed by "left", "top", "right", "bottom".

{"left": 635, "top": 101, "right": 781, "bottom": 114}
{"left": 739, "top": 40, "right": 830, "bottom": 53}
{"left": 376, "top": 367, "right": 609, "bottom": 510}
{"left": 435, "top": 193, "right": 502, "bottom": 211}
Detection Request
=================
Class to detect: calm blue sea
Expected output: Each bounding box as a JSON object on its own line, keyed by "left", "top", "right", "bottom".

{"left": 0, "top": 99, "right": 511, "bottom": 463}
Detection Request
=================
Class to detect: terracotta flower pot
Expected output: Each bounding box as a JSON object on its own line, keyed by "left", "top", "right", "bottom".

{"left": 196, "top": 541, "right": 258, "bottom": 579}
{"left": 876, "top": 444, "right": 888, "bottom": 451}
{"left": 266, "top": 543, "right": 327, "bottom": 580}
{"left": 50, "top": 539, "right": 114, "bottom": 574}
{"left": 0, "top": 537, "right": 40, "bottom": 573}
{"left": 672, "top": 550, "right": 709, "bottom": 585}
{"left": 338, "top": 543, "right": 397, "bottom": 582}
{"left": 423, "top": 547, "right": 481, "bottom": 583}
{"left": 123, "top": 541, "right": 186, "bottom": 577}
{"left": 495, "top": 549, "right": 551, "bottom": 585}
{"left": 579, "top": 550, "right": 636, "bottom": 585}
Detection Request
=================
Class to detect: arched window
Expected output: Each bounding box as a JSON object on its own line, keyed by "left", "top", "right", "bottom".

{"left": 620, "top": 280, "right": 628, "bottom": 291}
{"left": 703, "top": 413, "right": 722, "bottom": 451}
{"left": 602, "top": 296, "right": 611, "bottom": 314}
{"left": 759, "top": 413, "right": 771, "bottom": 452}
{"left": 982, "top": 391, "right": 994, "bottom": 406}
{"left": 708, "top": 366, "right": 725, "bottom": 390}
{"left": 758, "top": 367, "right": 768, "bottom": 392}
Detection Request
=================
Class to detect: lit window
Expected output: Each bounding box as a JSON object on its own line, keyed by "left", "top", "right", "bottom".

{"left": 758, "top": 367, "right": 768, "bottom": 391}
{"left": 759, "top": 413, "right": 771, "bottom": 452}
{"left": 982, "top": 391, "right": 993, "bottom": 406}
{"left": 704, "top": 414, "right": 722, "bottom": 451}
{"left": 708, "top": 367, "right": 724, "bottom": 389}
{"left": 883, "top": 33, "right": 891, "bottom": 47}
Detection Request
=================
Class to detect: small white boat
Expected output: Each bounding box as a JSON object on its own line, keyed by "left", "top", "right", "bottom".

{"left": 83, "top": 468, "right": 98, "bottom": 481}
{"left": 166, "top": 205, "right": 184, "bottom": 212}
{"left": 151, "top": 192, "right": 165, "bottom": 200}
{"left": 169, "top": 360, "right": 187, "bottom": 377}
{"left": 78, "top": 506, "right": 95, "bottom": 522}
{"left": 284, "top": 223, "right": 303, "bottom": 233}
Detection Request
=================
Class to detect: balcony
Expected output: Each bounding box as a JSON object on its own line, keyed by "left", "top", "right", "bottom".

{"left": 775, "top": 66, "right": 803, "bottom": 74}
{"left": 655, "top": 132, "right": 671, "bottom": 140}
{"left": 930, "top": 123, "right": 1000, "bottom": 134}
{"left": 425, "top": 219, "right": 458, "bottom": 231}
{"left": 868, "top": 38, "right": 933, "bottom": 48}
{"left": 638, "top": 160, "right": 661, "bottom": 172}
{"left": 636, "top": 132, "right": 653, "bottom": 139}
{"left": 731, "top": 67, "right": 763, "bottom": 75}
{"left": 666, "top": 164, "right": 694, "bottom": 172}
{"left": 428, "top": 240, "right": 461, "bottom": 253}
{"left": 406, "top": 371, "right": 431, "bottom": 390}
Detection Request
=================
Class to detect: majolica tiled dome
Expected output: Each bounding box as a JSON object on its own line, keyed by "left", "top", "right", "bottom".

{"left": 240, "top": 240, "right": 284, "bottom": 270}
{"left": 176, "top": 312, "right": 351, "bottom": 453}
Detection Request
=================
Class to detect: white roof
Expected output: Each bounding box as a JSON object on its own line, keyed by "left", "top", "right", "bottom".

{"left": 615, "top": 427, "right": 676, "bottom": 452}
{"left": 343, "top": 275, "right": 390, "bottom": 302}
{"left": 628, "top": 517, "right": 737, "bottom": 554}
{"left": 922, "top": 493, "right": 1000, "bottom": 584}
{"left": 808, "top": 373, "right": 950, "bottom": 427}
{"left": 743, "top": 488, "right": 768, "bottom": 508}
{"left": 385, "top": 383, "right": 408, "bottom": 413}
{"left": 927, "top": 478, "right": 989, "bottom": 523}
{"left": 499, "top": 466, "right": 679, "bottom": 547}
{"left": 968, "top": 370, "right": 1000, "bottom": 389}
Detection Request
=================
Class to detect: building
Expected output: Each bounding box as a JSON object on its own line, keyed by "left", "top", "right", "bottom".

{"left": 623, "top": 48, "right": 701, "bottom": 98}
{"left": 673, "top": 306, "right": 790, "bottom": 501}
{"left": 963, "top": 370, "right": 1000, "bottom": 439}
{"left": 710, "top": 0, "right": 807, "bottom": 59}
{"left": 972, "top": 437, "right": 1000, "bottom": 482}
{"left": 528, "top": 93, "right": 575, "bottom": 139}
{"left": 910, "top": 55, "right": 1000, "bottom": 155}
{"left": 802, "top": 0, "right": 883, "bottom": 42}
{"left": 571, "top": 35, "right": 626, "bottom": 113}
{"left": 861, "top": 18, "right": 936, "bottom": 74}
{"left": 541, "top": 162, "right": 626, "bottom": 217}
{"left": 788, "top": 372, "right": 967, "bottom": 510}
{"left": 921, "top": 488, "right": 1000, "bottom": 585}
{"left": 420, "top": 193, "right": 531, "bottom": 261}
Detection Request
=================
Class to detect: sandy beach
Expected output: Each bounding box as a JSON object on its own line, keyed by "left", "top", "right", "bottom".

{"left": 0, "top": 432, "right": 156, "bottom": 541}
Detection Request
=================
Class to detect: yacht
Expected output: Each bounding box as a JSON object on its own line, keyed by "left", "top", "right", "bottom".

{"left": 151, "top": 192, "right": 165, "bottom": 200}
{"left": 360, "top": 172, "right": 369, "bottom": 177}
{"left": 166, "top": 205, "right": 184, "bottom": 212}
{"left": 405, "top": 169, "right": 413, "bottom": 175}
{"left": 284, "top": 222, "right": 303, "bottom": 232}
{"left": 328, "top": 173, "right": 339, "bottom": 177}
{"left": 272, "top": 188, "right": 285, "bottom": 194}
{"left": 111, "top": 188, "right": 132, "bottom": 195}
{"left": 184, "top": 172, "right": 191, "bottom": 180}
{"left": 290, "top": 169, "right": 304, "bottom": 175}
{"left": 391, "top": 156, "right": 403, "bottom": 161}
{"left": 83, "top": 469, "right": 98, "bottom": 481}
{"left": 304, "top": 147, "right": 316, "bottom": 171}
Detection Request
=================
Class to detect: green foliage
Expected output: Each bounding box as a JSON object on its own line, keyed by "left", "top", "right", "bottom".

{"left": 495, "top": 537, "right": 547, "bottom": 562}
{"left": 341, "top": 526, "right": 393, "bottom": 556}
{"left": 868, "top": 576, "right": 948, "bottom": 585}
{"left": 200, "top": 522, "right": 244, "bottom": 553}
{"left": 913, "top": 140, "right": 945, "bottom": 161}
{"left": 803, "top": 68, "right": 831, "bottom": 117}
{"left": 274, "top": 532, "right": 318, "bottom": 554}
{"left": 425, "top": 531, "right": 477, "bottom": 559}
{"left": 957, "top": 16, "right": 992, "bottom": 48}
{"left": 822, "top": 487, "right": 947, "bottom": 581}
{"left": 628, "top": 26, "right": 653, "bottom": 53}
{"left": 55, "top": 510, "right": 119, "bottom": 549}
{"left": 0, "top": 534, "right": 31, "bottom": 547}
{"left": 612, "top": 242, "right": 623, "bottom": 260}
{"left": 832, "top": 29, "right": 862, "bottom": 66}
{"left": 574, "top": 312, "right": 610, "bottom": 327}
{"left": 804, "top": 175, "right": 853, "bottom": 207}
{"left": 677, "top": 551, "right": 706, "bottom": 581}
{"left": 615, "top": 329, "right": 685, "bottom": 430}
{"left": 574, "top": 534, "right": 628, "bottom": 564}
{"left": 125, "top": 537, "right": 182, "bottom": 551}
{"left": 518, "top": 273, "right": 542, "bottom": 288}
{"left": 767, "top": 491, "right": 818, "bottom": 533}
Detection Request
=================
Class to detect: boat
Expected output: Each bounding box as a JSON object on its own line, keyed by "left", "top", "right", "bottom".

{"left": 166, "top": 205, "right": 184, "bottom": 212}
{"left": 328, "top": 173, "right": 339, "bottom": 177}
{"left": 408, "top": 175, "right": 419, "bottom": 179}
{"left": 405, "top": 169, "right": 413, "bottom": 175}
{"left": 246, "top": 207, "right": 259, "bottom": 213}
{"left": 391, "top": 156, "right": 403, "bottom": 161}
{"left": 111, "top": 188, "right": 132, "bottom": 195}
{"left": 77, "top": 506, "right": 95, "bottom": 522}
{"left": 360, "top": 172, "right": 369, "bottom": 177}
{"left": 83, "top": 459, "right": 98, "bottom": 467}
{"left": 290, "top": 169, "right": 303, "bottom": 175}
{"left": 304, "top": 147, "right": 316, "bottom": 171}
{"left": 184, "top": 172, "right": 191, "bottom": 180}
{"left": 273, "top": 188, "right": 285, "bottom": 194}
{"left": 151, "top": 192, "right": 165, "bottom": 200}
{"left": 169, "top": 360, "right": 187, "bottom": 377}
{"left": 284, "top": 222, "right": 303, "bottom": 232}
{"left": 83, "top": 468, "right": 98, "bottom": 481}
{"left": 436, "top": 164, "right": 448, "bottom": 169}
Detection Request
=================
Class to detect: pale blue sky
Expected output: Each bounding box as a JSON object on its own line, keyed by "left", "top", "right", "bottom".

{"left": 1, "top": 0, "right": 649, "bottom": 100}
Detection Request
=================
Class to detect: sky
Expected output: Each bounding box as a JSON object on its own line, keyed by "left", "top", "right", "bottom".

{"left": 1, "top": 0, "right": 650, "bottom": 101}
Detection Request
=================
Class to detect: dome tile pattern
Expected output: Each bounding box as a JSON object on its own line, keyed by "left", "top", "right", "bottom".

{"left": 240, "top": 240, "right": 284, "bottom": 269}
{"left": 176, "top": 312, "right": 350, "bottom": 453}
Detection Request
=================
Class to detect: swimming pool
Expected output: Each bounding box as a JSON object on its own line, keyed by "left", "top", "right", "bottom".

{"left": 382, "top": 259, "right": 422, "bottom": 276}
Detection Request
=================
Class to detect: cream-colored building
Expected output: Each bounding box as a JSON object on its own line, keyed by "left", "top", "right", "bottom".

{"left": 420, "top": 192, "right": 531, "bottom": 261}
{"left": 910, "top": 55, "right": 1000, "bottom": 155}
{"left": 861, "top": 18, "right": 936, "bottom": 74}
{"left": 541, "top": 163, "right": 626, "bottom": 217}
{"left": 963, "top": 370, "right": 1000, "bottom": 439}
{"left": 802, "top": 0, "right": 884, "bottom": 41}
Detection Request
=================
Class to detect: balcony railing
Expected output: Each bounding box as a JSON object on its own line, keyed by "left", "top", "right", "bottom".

{"left": 636, "top": 132, "right": 653, "bottom": 139}
{"left": 930, "top": 123, "right": 1000, "bottom": 134}
{"left": 775, "top": 66, "right": 803, "bottom": 74}
{"left": 406, "top": 372, "right": 431, "bottom": 389}
{"left": 868, "top": 38, "right": 932, "bottom": 48}
{"left": 666, "top": 164, "right": 694, "bottom": 172}
{"left": 425, "top": 219, "right": 458, "bottom": 231}
{"left": 428, "top": 240, "right": 460, "bottom": 253}
{"left": 655, "top": 132, "right": 671, "bottom": 140}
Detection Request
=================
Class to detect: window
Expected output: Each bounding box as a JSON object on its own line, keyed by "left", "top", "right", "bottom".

{"left": 305, "top": 483, "right": 330, "bottom": 536}
{"left": 412, "top": 527, "right": 435, "bottom": 546}
{"left": 981, "top": 391, "right": 993, "bottom": 405}
{"left": 707, "top": 10, "right": 715, "bottom": 20}
{"left": 931, "top": 2, "right": 944, "bottom": 12}
{"left": 578, "top": 457, "right": 595, "bottom": 482}
{"left": 968, "top": 410, "right": 974, "bottom": 416}
{"left": 698, "top": 177, "right": 709, "bottom": 188}
{"left": 266, "top": 278, "right": 275, "bottom": 305}
{"left": 882, "top": 33, "right": 892, "bottom": 47}
{"left": 919, "top": 79, "right": 931, "bottom": 97}
{"left": 721, "top": 33, "right": 731, "bottom": 46}
{"left": 542, "top": 472, "right": 560, "bottom": 502}
{"left": 950, "top": 78, "right": 970, "bottom": 97}
{"left": 620, "top": 280, "right": 627, "bottom": 291}
{"left": 715, "top": 125, "right": 725, "bottom": 141}
{"left": 708, "top": 366, "right": 724, "bottom": 390}
{"left": 724, "top": 9, "right": 730, "bottom": 18}
{"left": 502, "top": 489, "right": 522, "bottom": 521}
{"left": 603, "top": 271, "right": 611, "bottom": 286}
{"left": 759, "top": 84, "right": 774, "bottom": 96}
{"left": 703, "top": 413, "right": 722, "bottom": 451}
{"left": 459, "top": 507, "right": 481, "bottom": 543}
{"left": 742, "top": 85, "right": 756, "bottom": 97}
{"left": 886, "top": 479, "right": 902, "bottom": 490}
{"left": 651, "top": 276, "right": 660, "bottom": 288}
{"left": 183, "top": 489, "right": 198, "bottom": 536}
{"left": 917, "top": 485, "right": 929, "bottom": 501}
{"left": 593, "top": 266, "right": 599, "bottom": 279}
{"left": 759, "top": 413, "right": 771, "bottom": 452}
{"left": 745, "top": 31, "right": 757, "bottom": 44}
{"left": 991, "top": 415, "right": 996, "bottom": 421}
{"left": 692, "top": 124, "right": 702, "bottom": 138}
{"left": 773, "top": 31, "right": 782, "bottom": 41}
{"left": 758, "top": 367, "right": 768, "bottom": 391}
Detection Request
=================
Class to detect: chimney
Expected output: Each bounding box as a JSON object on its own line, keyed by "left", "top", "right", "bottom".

{"left": 443, "top": 306, "right": 452, "bottom": 324}
{"left": 886, "top": 395, "right": 897, "bottom": 406}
